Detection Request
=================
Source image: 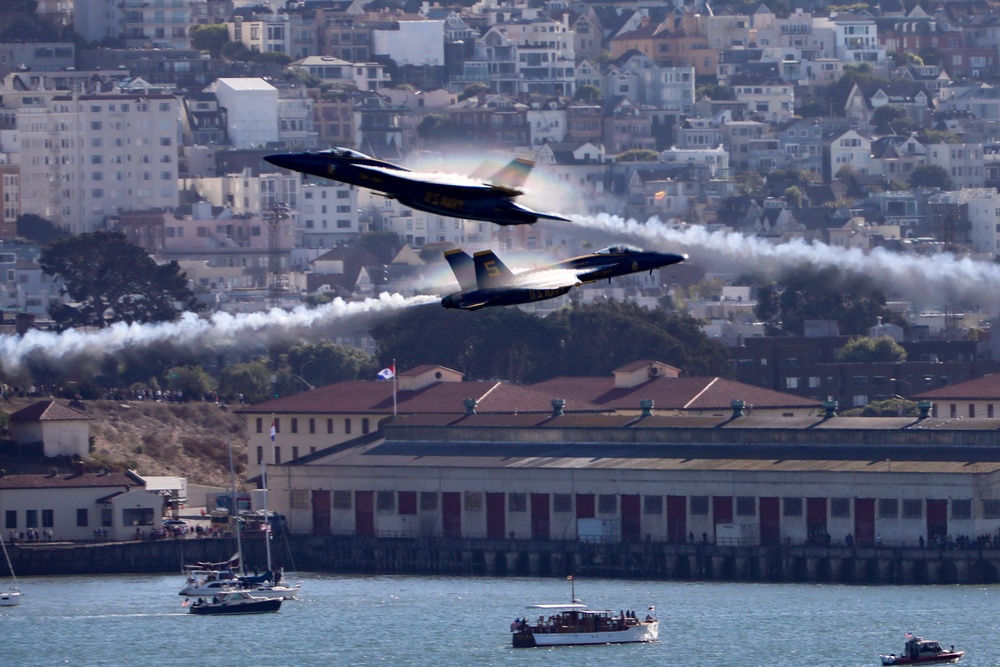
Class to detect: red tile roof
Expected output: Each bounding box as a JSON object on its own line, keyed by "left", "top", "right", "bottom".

{"left": 916, "top": 374, "right": 1000, "bottom": 400}
{"left": 0, "top": 470, "right": 142, "bottom": 490}
{"left": 529, "top": 376, "right": 819, "bottom": 410}
{"left": 9, "top": 400, "right": 92, "bottom": 422}
{"left": 237, "top": 380, "right": 602, "bottom": 416}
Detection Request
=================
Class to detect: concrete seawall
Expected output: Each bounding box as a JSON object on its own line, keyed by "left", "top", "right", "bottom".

{"left": 5, "top": 536, "right": 1000, "bottom": 584}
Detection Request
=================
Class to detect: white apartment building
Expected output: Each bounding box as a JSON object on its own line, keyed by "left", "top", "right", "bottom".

{"left": 17, "top": 92, "right": 179, "bottom": 233}
{"left": 830, "top": 13, "right": 886, "bottom": 66}
{"left": 732, "top": 80, "right": 794, "bottom": 122}
{"left": 228, "top": 13, "right": 310, "bottom": 58}
{"left": 827, "top": 129, "right": 871, "bottom": 178}
{"left": 298, "top": 181, "right": 360, "bottom": 247}
{"left": 212, "top": 78, "right": 278, "bottom": 149}
{"left": 277, "top": 86, "right": 317, "bottom": 149}
{"left": 291, "top": 56, "right": 390, "bottom": 92}
{"left": 925, "top": 143, "right": 985, "bottom": 190}
{"left": 372, "top": 20, "right": 445, "bottom": 67}
{"left": 526, "top": 104, "right": 567, "bottom": 146}
{"left": 488, "top": 16, "right": 576, "bottom": 97}
{"left": 934, "top": 189, "right": 1000, "bottom": 257}
{"left": 120, "top": 0, "right": 196, "bottom": 49}
{"left": 660, "top": 146, "right": 730, "bottom": 178}
{"left": 73, "top": 0, "right": 122, "bottom": 44}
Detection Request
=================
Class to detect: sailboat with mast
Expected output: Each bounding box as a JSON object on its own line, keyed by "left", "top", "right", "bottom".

{"left": 236, "top": 460, "right": 300, "bottom": 599}
{"left": 179, "top": 438, "right": 298, "bottom": 600}
{"left": 0, "top": 533, "right": 21, "bottom": 607}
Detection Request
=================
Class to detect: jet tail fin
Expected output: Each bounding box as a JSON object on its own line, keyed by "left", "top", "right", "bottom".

{"left": 486, "top": 158, "right": 535, "bottom": 189}
{"left": 444, "top": 249, "right": 477, "bottom": 292}
{"left": 474, "top": 250, "right": 516, "bottom": 288}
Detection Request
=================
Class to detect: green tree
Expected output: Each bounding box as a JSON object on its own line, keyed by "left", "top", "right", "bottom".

{"left": 221, "top": 42, "right": 253, "bottom": 62}
{"left": 783, "top": 186, "right": 804, "bottom": 208}
{"left": 796, "top": 101, "right": 827, "bottom": 117}
{"left": 871, "top": 104, "right": 916, "bottom": 134}
{"left": 752, "top": 265, "right": 894, "bottom": 336}
{"left": 838, "top": 336, "right": 907, "bottom": 363}
{"left": 370, "top": 301, "right": 732, "bottom": 383}
{"left": 252, "top": 51, "right": 293, "bottom": 66}
{"left": 573, "top": 84, "right": 604, "bottom": 103}
{"left": 853, "top": 397, "right": 918, "bottom": 417}
{"left": 735, "top": 171, "right": 765, "bottom": 195}
{"left": 16, "top": 213, "right": 68, "bottom": 244}
{"left": 910, "top": 164, "right": 955, "bottom": 190}
{"left": 40, "top": 230, "right": 201, "bottom": 329}
{"left": 219, "top": 360, "right": 273, "bottom": 404}
{"left": 459, "top": 83, "right": 489, "bottom": 101}
{"left": 165, "top": 365, "right": 217, "bottom": 401}
{"left": 696, "top": 83, "right": 735, "bottom": 101}
{"left": 416, "top": 113, "right": 466, "bottom": 143}
{"left": 190, "top": 24, "right": 229, "bottom": 59}
{"left": 286, "top": 341, "right": 378, "bottom": 387}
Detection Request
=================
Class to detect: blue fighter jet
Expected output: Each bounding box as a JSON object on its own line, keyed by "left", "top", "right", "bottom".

{"left": 263, "top": 148, "right": 570, "bottom": 226}
{"left": 441, "top": 245, "right": 687, "bottom": 310}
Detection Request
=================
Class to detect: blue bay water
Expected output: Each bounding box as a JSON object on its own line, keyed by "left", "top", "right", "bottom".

{"left": 1, "top": 573, "right": 996, "bottom": 667}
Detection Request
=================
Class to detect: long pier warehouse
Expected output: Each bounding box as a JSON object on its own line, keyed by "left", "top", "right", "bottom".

{"left": 249, "top": 406, "right": 1000, "bottom": 583}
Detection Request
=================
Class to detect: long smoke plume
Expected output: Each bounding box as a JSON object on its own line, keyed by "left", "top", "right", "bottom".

{"left": 0, "top": 293, "right": 438, "bottom": 374}
{"left": 566, "top": 214, "right": 1000, "bottom": 312}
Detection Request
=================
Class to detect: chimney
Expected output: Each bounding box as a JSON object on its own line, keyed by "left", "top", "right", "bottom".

{"left": 822, "top": 399, "right": 838, "bottom": 419}
{"left": 639, "top": 399, "right": 654, "bottom": 417}
{"left": 730, "top": 399, "right": 745, "bottom": 419}
{"left": 463, "top": 398, "right": 477, "bottom": 416}
{"left": 14, "top": 312, "right": 35, "bottom": 335}
{"left": 550, "top": 398, "right": 565, "bottom": 417}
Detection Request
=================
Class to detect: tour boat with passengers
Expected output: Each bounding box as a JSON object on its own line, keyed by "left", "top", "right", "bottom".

{"left": 879, "top": 635, "right": 964, "bottom": 665}
{"left": 510, "top": 577, "right": 658, "bottom": 648}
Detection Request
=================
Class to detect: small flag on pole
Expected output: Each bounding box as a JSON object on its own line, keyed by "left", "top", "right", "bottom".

{"left": 377, "top": 365, "right": 396, "bottom": 380}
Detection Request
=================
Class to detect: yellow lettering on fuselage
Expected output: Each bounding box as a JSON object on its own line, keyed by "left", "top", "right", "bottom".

{"left": 423, "top": 191, "right": 464, "bottom": 211}
{"left": 529, "top": 288, "right": 568, "bottom": 301}
{"left": 359, "top": 172, "right": 384, "bottom": 184}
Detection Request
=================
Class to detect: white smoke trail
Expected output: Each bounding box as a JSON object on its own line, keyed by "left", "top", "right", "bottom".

{"left": 567, "top": 214, "right": 1000, "bottom": 311}
{"left": 0, "top": 292, "right": 439, "bottom": 373}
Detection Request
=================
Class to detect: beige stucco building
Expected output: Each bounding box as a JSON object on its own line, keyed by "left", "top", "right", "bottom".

{"left": 9, "top": 400, "right": 92, "bottom": 459}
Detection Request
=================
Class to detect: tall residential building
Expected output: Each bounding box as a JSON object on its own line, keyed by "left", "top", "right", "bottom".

{"left": 212, "top": 78, "right": 279, "bottom": 149}
{"left": 17, "top": 91, "right": 179, "bottom": 233}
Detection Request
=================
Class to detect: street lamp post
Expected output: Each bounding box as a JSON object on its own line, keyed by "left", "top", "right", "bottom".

{"left": 285, "top": 373, "right": 315, "bottom": 391}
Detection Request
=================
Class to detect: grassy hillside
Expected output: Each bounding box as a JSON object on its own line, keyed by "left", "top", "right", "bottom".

{"left": 1, "top": 398, "right": 247, "bottom": 487}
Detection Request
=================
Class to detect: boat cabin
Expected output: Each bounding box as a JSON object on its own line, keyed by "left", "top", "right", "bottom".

{"left": 907, "top": 638, "right": 946, "bottom": 659}
{"left": 522, "top": 604, "right": 641, "bottom": 634}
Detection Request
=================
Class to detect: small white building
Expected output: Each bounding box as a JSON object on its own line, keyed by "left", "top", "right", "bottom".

{"left": 0, "top": 469, "right": 162, "bottom": 541}
{"left": 9, "top": 401, "right": 92, "bottom": 459}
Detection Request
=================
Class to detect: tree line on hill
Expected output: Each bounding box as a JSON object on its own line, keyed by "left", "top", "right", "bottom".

{"left": 0, "top": 230, "right": 913, "bottom": 406}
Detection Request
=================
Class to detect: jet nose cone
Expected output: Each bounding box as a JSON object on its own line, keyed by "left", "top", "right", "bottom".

{"left": 263, "top": 153, "right": 300, "bottom": 170}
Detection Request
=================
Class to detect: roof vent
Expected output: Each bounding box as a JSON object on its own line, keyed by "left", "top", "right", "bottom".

{"left": 730, "top": 399, "right": 745, "bottom": 419}
{"left": 917, "top": 400, "right": 932, "bottom": 419}
{"left": 640, "top": 399, "right": 654, "bottom": 418}
{"left": 822, "top": 399, "right": 838, "bottom": 419}
{"left": 463, "top": 398, "right": 477, "bottom": 416}
{"left": 550, "top": 398, "right": 565, "bottom": 417}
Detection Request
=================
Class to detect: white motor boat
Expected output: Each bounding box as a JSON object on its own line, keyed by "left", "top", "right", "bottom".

{"left": 512, "top": 603, "right": 658, "bottom": 647}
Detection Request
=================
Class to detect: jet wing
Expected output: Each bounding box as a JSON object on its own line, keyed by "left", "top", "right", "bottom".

{"left": 365, "top": 165, "right": 519, "bottom": 198}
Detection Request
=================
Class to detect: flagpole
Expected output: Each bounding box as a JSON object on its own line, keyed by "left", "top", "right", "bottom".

{"left": 392, "top": 357, "right": 397, "bottom": 418}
